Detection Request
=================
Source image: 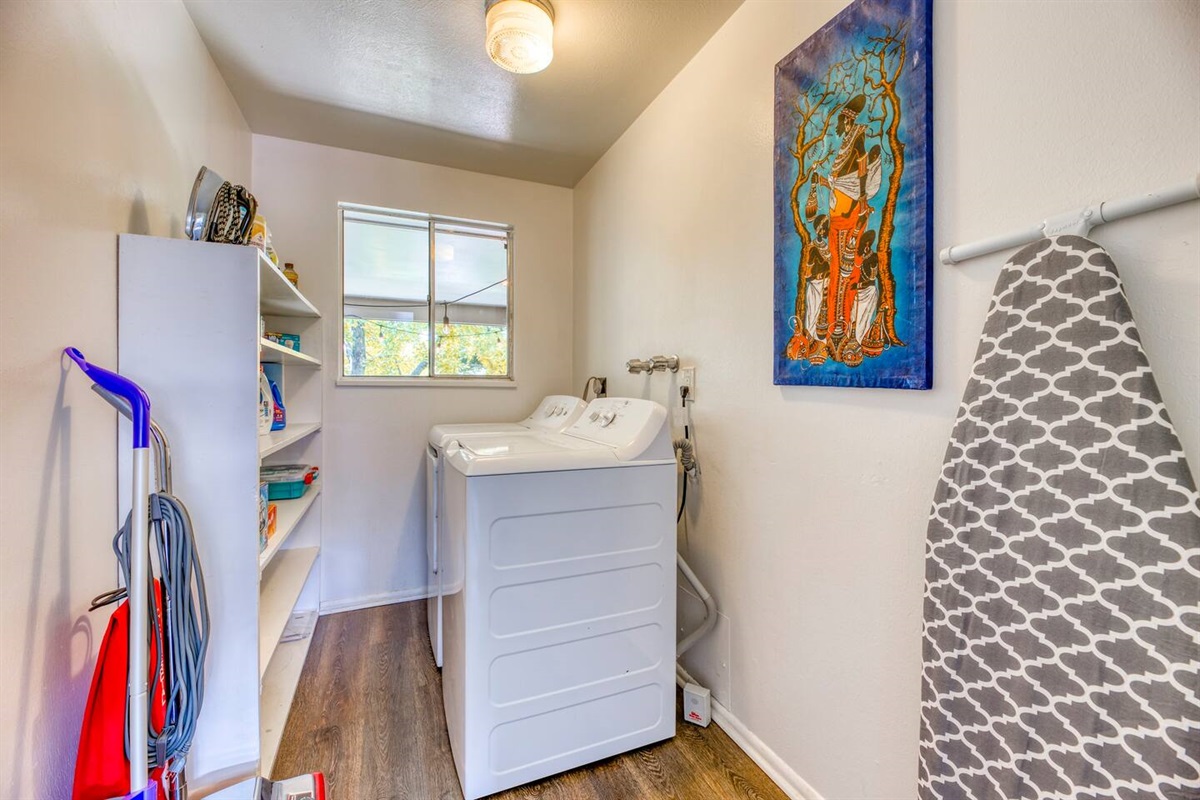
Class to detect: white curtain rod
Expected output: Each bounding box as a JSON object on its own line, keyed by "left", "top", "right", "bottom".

{"left": 940, "top": 173, "right": 1200, "bottom": 266}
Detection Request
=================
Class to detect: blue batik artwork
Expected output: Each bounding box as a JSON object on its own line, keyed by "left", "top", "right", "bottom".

{"left": 773, "top": 0, "right": 933, "bottom": 389}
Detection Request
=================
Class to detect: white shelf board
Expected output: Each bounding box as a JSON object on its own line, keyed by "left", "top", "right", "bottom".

{"left": 259, "top": 546, "right": 319, "bottom": 678}
{"left": 259, "top": 251, "right": 320, "bottom": 318}
{"left": 259, "top": 482, "right": 321, "bottom": 573}
{"left": 260, "top": 629, "right": 316, "bottom": 778}
{"left": 259, "top": 422, "right": 321, "bottom": 459}
{"left": 259, "top": 338, "right": 321, "bottom": 367}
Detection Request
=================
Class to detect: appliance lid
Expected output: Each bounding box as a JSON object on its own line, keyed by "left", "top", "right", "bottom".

{"left": 429, "top": 421, "right": 529, "bottom": 448}
{"left": 455, "top": 433, "right": 595, "bottom": 458}
{"left": 445, "top": 398, "right": 673, "bottom": 476}
{"left": 446, "top": 432, "right": 624, "bottom": 476}
{"left": 519, "top": 394, "right": 588, "bottom": 432}
{"left": 429, "top": 395, "right": 586, "bottom": 447}
{"left": 564, "top": 397, "right": 670, "bottom": 461}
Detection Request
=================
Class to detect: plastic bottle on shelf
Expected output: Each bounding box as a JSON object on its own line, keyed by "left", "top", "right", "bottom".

{"left": 258, "top": 367, "right": 272, "bottom": 435}
{"left": 282, "top": 262, "right": 299, "bottom": 287}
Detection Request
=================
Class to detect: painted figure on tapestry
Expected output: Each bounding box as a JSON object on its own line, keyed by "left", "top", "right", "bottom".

{"left": 773, "top": 0, "right": 932, "bottom": 389}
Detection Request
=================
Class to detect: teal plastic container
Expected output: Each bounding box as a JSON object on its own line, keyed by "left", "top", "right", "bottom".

{"left": 260, "top": 464, "right": 319, "bottom": 500}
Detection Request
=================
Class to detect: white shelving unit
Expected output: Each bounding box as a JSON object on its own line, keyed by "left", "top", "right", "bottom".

{"left": 260, "top": 482, "right": 321, "bottom": 572}
{"left": 260, "top": 253, "right": 321, "bottom": 317}
{"left": 259, "top": 422, "right": 322, "bottom": 458}
{"left": 259, "top": 546, "right": 320, "bottom": 677}
{"left": 259, "top": 634, "right": 316, "bottom": 775}
{"left": 118, "top": 235, "right": 324, "bottom": 798}
{"left": 260, "top": 337, "right": 322, "bottom": 367}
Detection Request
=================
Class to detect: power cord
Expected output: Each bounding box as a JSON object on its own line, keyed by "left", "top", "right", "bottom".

{"left": 674, "top": 385, "right": 698, "bottom": 523}
{"left": 110, "top": 492, "right": 210, "bottom": 773}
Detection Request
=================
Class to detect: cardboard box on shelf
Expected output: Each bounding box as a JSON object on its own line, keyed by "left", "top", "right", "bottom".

{"left": 259, "top": 483, "right": 269, "bottom": 552}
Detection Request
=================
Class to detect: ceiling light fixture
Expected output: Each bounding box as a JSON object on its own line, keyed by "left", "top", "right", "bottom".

{"left": 485, "top": 0, "right": 554, "bottom": 75}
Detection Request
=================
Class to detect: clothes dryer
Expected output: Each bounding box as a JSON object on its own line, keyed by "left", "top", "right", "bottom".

{"left": 425, "top": 396, "right": 585, "bottom": 666}
{"left": 441, "top": 397, "right": 676, "bottom": 799}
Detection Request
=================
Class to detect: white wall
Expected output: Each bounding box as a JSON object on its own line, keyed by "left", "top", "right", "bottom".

{"left": 573, "top": 1, "right": 1200, "bottom": 798}
{"left": 0, "top": 2, "right": 251, "bottom": 796}
{"left": 251, "top": 136, "right": 574, "bottom": 612}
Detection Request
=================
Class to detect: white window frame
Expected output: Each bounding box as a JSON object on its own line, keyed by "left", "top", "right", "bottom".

{"left": 337, "top": 202, "right": 516, "bottom": 387}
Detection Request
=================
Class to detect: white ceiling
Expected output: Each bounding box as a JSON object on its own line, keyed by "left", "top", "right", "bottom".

{"left": 184, "top": 0, "right": 743, "bottom": 187}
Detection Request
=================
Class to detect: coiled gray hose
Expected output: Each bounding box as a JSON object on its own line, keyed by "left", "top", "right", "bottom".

{"left": 674, "top": 438, "right": 698, "bottom": 478}
{"left": 114, "top": 492, "right": 210, "bottom": 772}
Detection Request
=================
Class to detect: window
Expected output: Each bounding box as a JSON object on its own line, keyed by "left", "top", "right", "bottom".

{"left": 340, "top": 204, "right": 513, "bottom": 382}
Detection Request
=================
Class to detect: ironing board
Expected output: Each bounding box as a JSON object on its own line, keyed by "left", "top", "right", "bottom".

{"left": 919, "top": 236, "right": 1200, "bottom": 799}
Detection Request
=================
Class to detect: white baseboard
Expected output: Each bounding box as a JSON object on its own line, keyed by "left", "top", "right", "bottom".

{"left": 676, "top": 667, "right": 825, "bottom": 800}
{"left": 319, "top": 586, "right": 431, "bottom": 615}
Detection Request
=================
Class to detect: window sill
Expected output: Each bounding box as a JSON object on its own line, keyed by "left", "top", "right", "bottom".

{"left": 335, "top": 376, "right": 518, "bottom": 389}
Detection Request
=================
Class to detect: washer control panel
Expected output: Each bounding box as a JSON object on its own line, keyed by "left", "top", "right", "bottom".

{"left": 564, "top": 397, "right": 668, "bottom": 459}
{"left": 523, "top": 395, "right": 586, "bottom": 431}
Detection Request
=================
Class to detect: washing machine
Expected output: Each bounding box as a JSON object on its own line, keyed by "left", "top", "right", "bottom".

{"left": 440, "top": 397, "right": 677, "bottom": 799}
{"left": 426, "top": 395, "right": 586, "bottom": 667}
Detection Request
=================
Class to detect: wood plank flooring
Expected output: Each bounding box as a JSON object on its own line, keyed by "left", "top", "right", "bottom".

{"left": 273, "top": 601, "right": 789, "bottom": 800}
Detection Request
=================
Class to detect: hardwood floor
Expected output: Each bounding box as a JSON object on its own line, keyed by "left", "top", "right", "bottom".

{"left": 273, "top": 601, "right": 789, "bottom": 800}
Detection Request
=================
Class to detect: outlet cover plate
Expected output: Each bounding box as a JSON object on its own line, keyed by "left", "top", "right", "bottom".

{"left": 680, "top": 366, "right": 696, "bottom": 400}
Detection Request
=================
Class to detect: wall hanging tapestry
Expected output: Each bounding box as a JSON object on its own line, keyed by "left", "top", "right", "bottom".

{"left": 773, "top": 0, "right": 933, "bottom": 389}
{"left": 920, "top": 236, "right": 1200, "bottom": 798}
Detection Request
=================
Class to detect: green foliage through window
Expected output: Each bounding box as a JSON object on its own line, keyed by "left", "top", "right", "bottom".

{"left": 344, "top": 319, "right": 509, "bottom": 377}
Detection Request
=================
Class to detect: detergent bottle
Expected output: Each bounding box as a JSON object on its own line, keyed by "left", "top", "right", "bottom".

{"left": 258, "top": 367, "right": 272, "bottom": 435}
{"left": 268, "top": 376, "right": 286, "bottom": 431}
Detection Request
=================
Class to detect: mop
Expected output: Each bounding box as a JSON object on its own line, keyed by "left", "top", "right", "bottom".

{"left": 918, "top": 238, "right": 1200, "bottom": 798}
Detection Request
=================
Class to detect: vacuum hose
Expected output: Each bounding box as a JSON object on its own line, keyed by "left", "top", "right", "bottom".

{"left": 114, "top": 491, "right": 210, "bottom": 773}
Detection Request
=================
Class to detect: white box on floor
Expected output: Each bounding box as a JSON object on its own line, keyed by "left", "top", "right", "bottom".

{"left": 683, "top": 683, "right": 711, "bottom": 727}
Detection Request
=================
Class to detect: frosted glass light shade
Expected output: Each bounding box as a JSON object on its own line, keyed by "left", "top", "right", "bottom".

{"left": 486, "top": 0, "right": 554, "bottom": 75}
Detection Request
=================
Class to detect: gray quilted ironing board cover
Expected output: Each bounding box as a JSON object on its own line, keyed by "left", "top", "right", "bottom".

{"left": 919, "top": 236, "right": 1200, "bottom": 799}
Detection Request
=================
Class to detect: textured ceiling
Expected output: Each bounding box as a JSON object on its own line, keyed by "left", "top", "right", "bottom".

{"left": 184, "top": 0, "right": 743, "bottom": 187}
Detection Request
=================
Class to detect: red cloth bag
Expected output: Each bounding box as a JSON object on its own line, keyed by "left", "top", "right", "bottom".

{"left": 72, "top": 582, "right": 168, "bottom": 800}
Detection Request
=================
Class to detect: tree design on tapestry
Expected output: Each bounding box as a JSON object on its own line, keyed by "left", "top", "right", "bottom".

{"left": 772, "top": 0, "right": 931, "bottom": 390}
{"left": 785, "top": 24, "right": 907, "bottom": 367}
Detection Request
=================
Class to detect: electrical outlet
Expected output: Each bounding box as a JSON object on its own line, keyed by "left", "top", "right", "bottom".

{"left": 679, "top": 366, "right": 696, "bottom": 401}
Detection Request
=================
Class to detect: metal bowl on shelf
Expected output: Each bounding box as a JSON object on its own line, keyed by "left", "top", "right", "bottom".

{"left": 185, "top": 165, "right": 225, "bottom": 241}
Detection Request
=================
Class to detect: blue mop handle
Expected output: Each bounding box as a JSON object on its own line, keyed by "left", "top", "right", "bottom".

{"left": 64, "top": 347, "right": 151, "bottom": 449}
